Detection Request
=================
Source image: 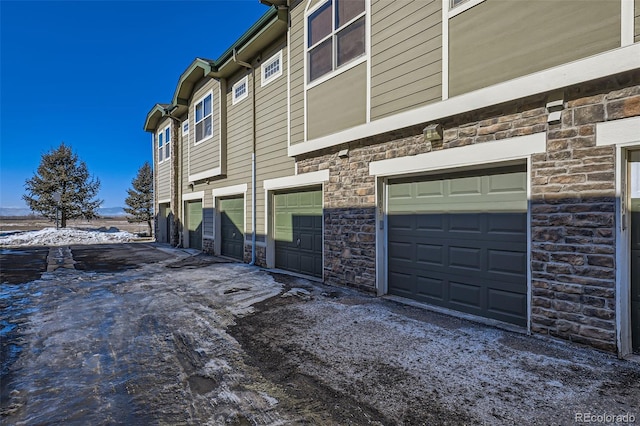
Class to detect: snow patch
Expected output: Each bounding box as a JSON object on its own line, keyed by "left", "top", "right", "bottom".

{"left": 0, "top": 228, "right": 135, "bottom": 247}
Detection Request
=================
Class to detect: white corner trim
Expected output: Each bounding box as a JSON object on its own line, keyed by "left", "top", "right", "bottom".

{"left": 369, "top": 133, "right": 546, "bottom": 177}
{"left": 448, "top": 0, "right": 486, "bottom": 18}
{"left": 182, "top": 191, "right": 205, "bottom": 201}
{"left": 290, "top": 43, "right": 640, "bottom": 158}
{"left": 212, "top": 183, "right": 248, "bottom": 198}
{"left": 441, "top": 0, "right": 449, "bottom": 100}
{"left": 158, "top": 198, "right": 171, "bottom": 204}
{"left": 263, "top": 169, "right": 330, "bottom": 190}
{"left": 188, "top": 167, "right": 222, "bottom": 183}
{"left": 596, "top": 117, "right": 640, "bottom": 146}
{"left": 621, "top": 0, "right": 634, "bottom": 47}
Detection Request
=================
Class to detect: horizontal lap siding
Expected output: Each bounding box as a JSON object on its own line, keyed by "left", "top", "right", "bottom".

{"left": 290, "top": 1, "right": 305, "bottom": 146}
{"left": 307, "top": 62, "right": 367, "bottom": 140}
{"left": 257, "top": 41, "right": 295, "bottom": 239}
{"left": 371, "top": 0, "right": 442, "bottom": 120}
{"left": 157, "top": 163, "right": 171, "bottom": 201}
{"left": 449, "top": 0, "right": 620, "bottom": 96}
{"left": 219, "top": 69, "right": 253, "bottom": 233}
{"left": 188, "top": 79, "right": 220, "bottom": 180}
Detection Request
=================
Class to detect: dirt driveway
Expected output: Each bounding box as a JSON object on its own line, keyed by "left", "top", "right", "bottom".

{"left": 1, "top": 243, "right": 639, "bottom": 425}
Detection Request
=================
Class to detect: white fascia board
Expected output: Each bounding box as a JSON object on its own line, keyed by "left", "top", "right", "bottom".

{"left": 596, "top": 117, "right": 640, "bottom": 146}
{"left": 263, "top": 169, "right": 330, "bottom": 191}
{"left": 188, "top": 167, "right": 222, "bottom": 183}
{"left": 290, "top": 43, "right": 640, "bottom": 158}
{"left": 369, "top": 133, "right": 546, "bottom": 177}
{"left": 182, "top": 191, "right": 205, "bottom": 201}
{"left": 212, "top": 183, "right": 248, "bottom": 198}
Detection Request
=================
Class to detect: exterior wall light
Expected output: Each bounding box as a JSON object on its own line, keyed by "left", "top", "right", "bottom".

{"left": 423, "top": 123, "right": 443, "bottom": 142}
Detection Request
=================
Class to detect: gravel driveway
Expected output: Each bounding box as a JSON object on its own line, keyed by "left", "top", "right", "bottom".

{"left": 1, "top": 243, "right": 639, "bottom": 425}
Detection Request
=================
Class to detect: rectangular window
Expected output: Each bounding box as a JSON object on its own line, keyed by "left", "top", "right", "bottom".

{"left": 164, "top": 126, "right": 171, "bottom": 160}
{"left": 451, "top": 0, "right": 470, "bottom": 7}
{"left": 182, "top": 120, "right": 189, "bottom": 136}
{"left": 261, "top": 50, "right": 283, "bottom": 86}
{"left": 232, "top": 76, "right": 248, "bottom": 105}
{"left": 307, "top": 0, "right": 365, "bottom": 83}
{"left": 195, "top": 93, "right": 213, "bottom": 143}
{"left": 158, "top": 132, "right": 164, "bottom": 163}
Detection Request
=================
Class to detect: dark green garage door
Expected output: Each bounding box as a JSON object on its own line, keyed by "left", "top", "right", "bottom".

{"left": 220, "top": 196, "right": 244, "bottom": 260}
{"left": 186, "top": 200, "right": 203, "bottom": 250}
{"left": 388, "top": 167, "right": 528, "bottom": 326}
{"left": 274, "top": 189, "right": 323, "bottom": 277}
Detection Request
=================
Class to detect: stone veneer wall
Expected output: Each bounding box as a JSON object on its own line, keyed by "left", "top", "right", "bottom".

{"left": 243, "top": 244, "right": 267, "bottom": 267}
{"left": 203, "top": 237, "right": 215, "bottom": 255}
{"left": 296, "top": 70, "right": 640, "bottom": 352}
{"left": 530, "top": 75, "right": 640, "bottom": 351}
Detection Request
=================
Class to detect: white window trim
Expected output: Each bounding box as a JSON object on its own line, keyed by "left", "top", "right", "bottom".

{"left": 182, "top": 120, "right": 189, "bottom": 136}
{"left": 448, "top": 0, "right": 486, "bottom": 18}
{"left": 304, "top": 0, "right": 367, "bottom": 88}
{"left": 194, "top": 91, "right": 214, "bottom": 145}
{"left": 232, "top": 76, "right": 249, "bottom": 105}
{"left": 292, "top": 43, "right": 640, "bottom": 157}
{"left": 157, "top": 123, "right": 171, "bottom": 164}
{"left": 263, "top": 169, "right": 330, "bottom": 191}
{"left": 261, "top": 50, "right": 283, "bottom": 87}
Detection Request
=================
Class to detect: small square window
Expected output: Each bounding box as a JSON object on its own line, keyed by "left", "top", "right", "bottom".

{"left": 261, "top": 50, "right": 283, "bottom": 87}
{"left": 232, "top": 76, "right": 248, "bottom": 104}
{"left": 182, "top": 121, "right": 189, "bottom": 135}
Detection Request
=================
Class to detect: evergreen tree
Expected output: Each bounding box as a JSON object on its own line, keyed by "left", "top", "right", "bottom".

{"left": 124, "top": 162, "right": 154, "bottom": 236}
{"left": 23, "top": 142, "right": 102, "bottom": 228}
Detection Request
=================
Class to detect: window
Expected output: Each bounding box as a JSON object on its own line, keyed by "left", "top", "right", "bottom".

{"left": 195, "top": 93, "right": 213, "bottom": 143}
{"left": 261, "top": 50, "right": 282, "bottom": 86}
{"left": 307, "top": 0, "right": 365, "bottom": 83}
{"left": 158, "top": 124, "right": 170, "bottom": 163}
{"left": 232, "top": 76, "right": 248, "bottom": 105}
{"left": 182, "top": 120, "right": 189, "bottom": 136}
{"left": 451, "top": 0, "right": 470, "bottom": 7}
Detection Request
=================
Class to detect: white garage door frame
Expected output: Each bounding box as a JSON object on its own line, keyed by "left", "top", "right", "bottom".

{"left": 370, "top": 133, "right": 546, "bottom": 331}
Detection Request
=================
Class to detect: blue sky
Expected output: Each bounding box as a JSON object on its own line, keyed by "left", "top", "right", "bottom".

{"left": 1, "top": 0, "right": 268, "bottom": 209}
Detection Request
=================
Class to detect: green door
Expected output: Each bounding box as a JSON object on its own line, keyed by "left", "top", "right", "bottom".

{"left": 274, "top": 189, "right": 323, "bottom": 277}
{"left": 630, "top": 152, "right": 640, "bottom": 353}
{"left": 220, "top": 196, "right": 244, "bottom": 260}
{"left": 387, "top": 166, "right": 528, "bottom": 326}
{"left": 186, "top": 200, "right": 203, "bottom": 250}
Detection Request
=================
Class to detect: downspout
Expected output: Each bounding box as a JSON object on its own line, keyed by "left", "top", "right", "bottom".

{"left": 233, "top": 48, "right": 257, "bottom": 265}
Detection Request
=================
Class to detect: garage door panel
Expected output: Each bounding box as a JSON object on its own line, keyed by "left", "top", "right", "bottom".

{"left": 448, "top": 214, "right": 482, "bottom": 233}
{"left": 487, "top": 213, "right": 527, "bottom": 235}
{"left": 388, "top": 167, "right": 527, "bottom": 326}
{"left": 449, "top": 281, "right": 482, "bottom": 308}
{"left": 416, "top": 243, "right": 444, "bottom": 266}
{"left": 488, "top": 249, "right": 527, "bottom": 276}
{"left": 416, "top": 275, "right": 445, "bottom": 300}
{"left": 449, "top": 246, "right": 482, "bottom": 271}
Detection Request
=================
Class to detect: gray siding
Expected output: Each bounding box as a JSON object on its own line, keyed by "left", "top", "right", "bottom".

{"left": 307, "top": 62, "right": 367, "bottom": 140}
{"left": 371, "top": 0, "right": 442, "bottom": 120}
{"left": 449, "top": 0, "right": 621, "bottom": 96}
{"left": 203, "top": 190, "right": 214, "bottom": 237}
{"left": 289, "top": 0, "right": 305, "bottom": 146}
{"left": 256, "top": 40, "right": 296, "bottom": 239}
{"left": 634, "top": 0, "right": 640, "bottom": 43}
{"left": 188, "top": 78, "right": 220, "bottom": 181}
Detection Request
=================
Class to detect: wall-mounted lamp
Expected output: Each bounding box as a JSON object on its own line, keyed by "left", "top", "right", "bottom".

{"left": 205, "top": 178, "right": 210, "bottom": 185}
{"left": 188, "top": 182, "right": 194, "bottom": 190}
{"left": 423, "top": 123, "right": 443, "bottom": 142}
{"left": 338, "top": 148, "right": 349, "bottom": 158}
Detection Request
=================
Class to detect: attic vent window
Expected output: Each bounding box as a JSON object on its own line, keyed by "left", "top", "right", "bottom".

{"left": 233, "top": 76, "right": 249, "bottom": 105}
{"left": 262, "top": 50, "right": 283, "bottom": 86}
{"left": 307, "top": 0, "right": 366, "bottom": 83}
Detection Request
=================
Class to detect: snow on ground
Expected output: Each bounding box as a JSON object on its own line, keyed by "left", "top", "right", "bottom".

{"left": 0, "top": 227, "right": 135, "bottom": 247}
